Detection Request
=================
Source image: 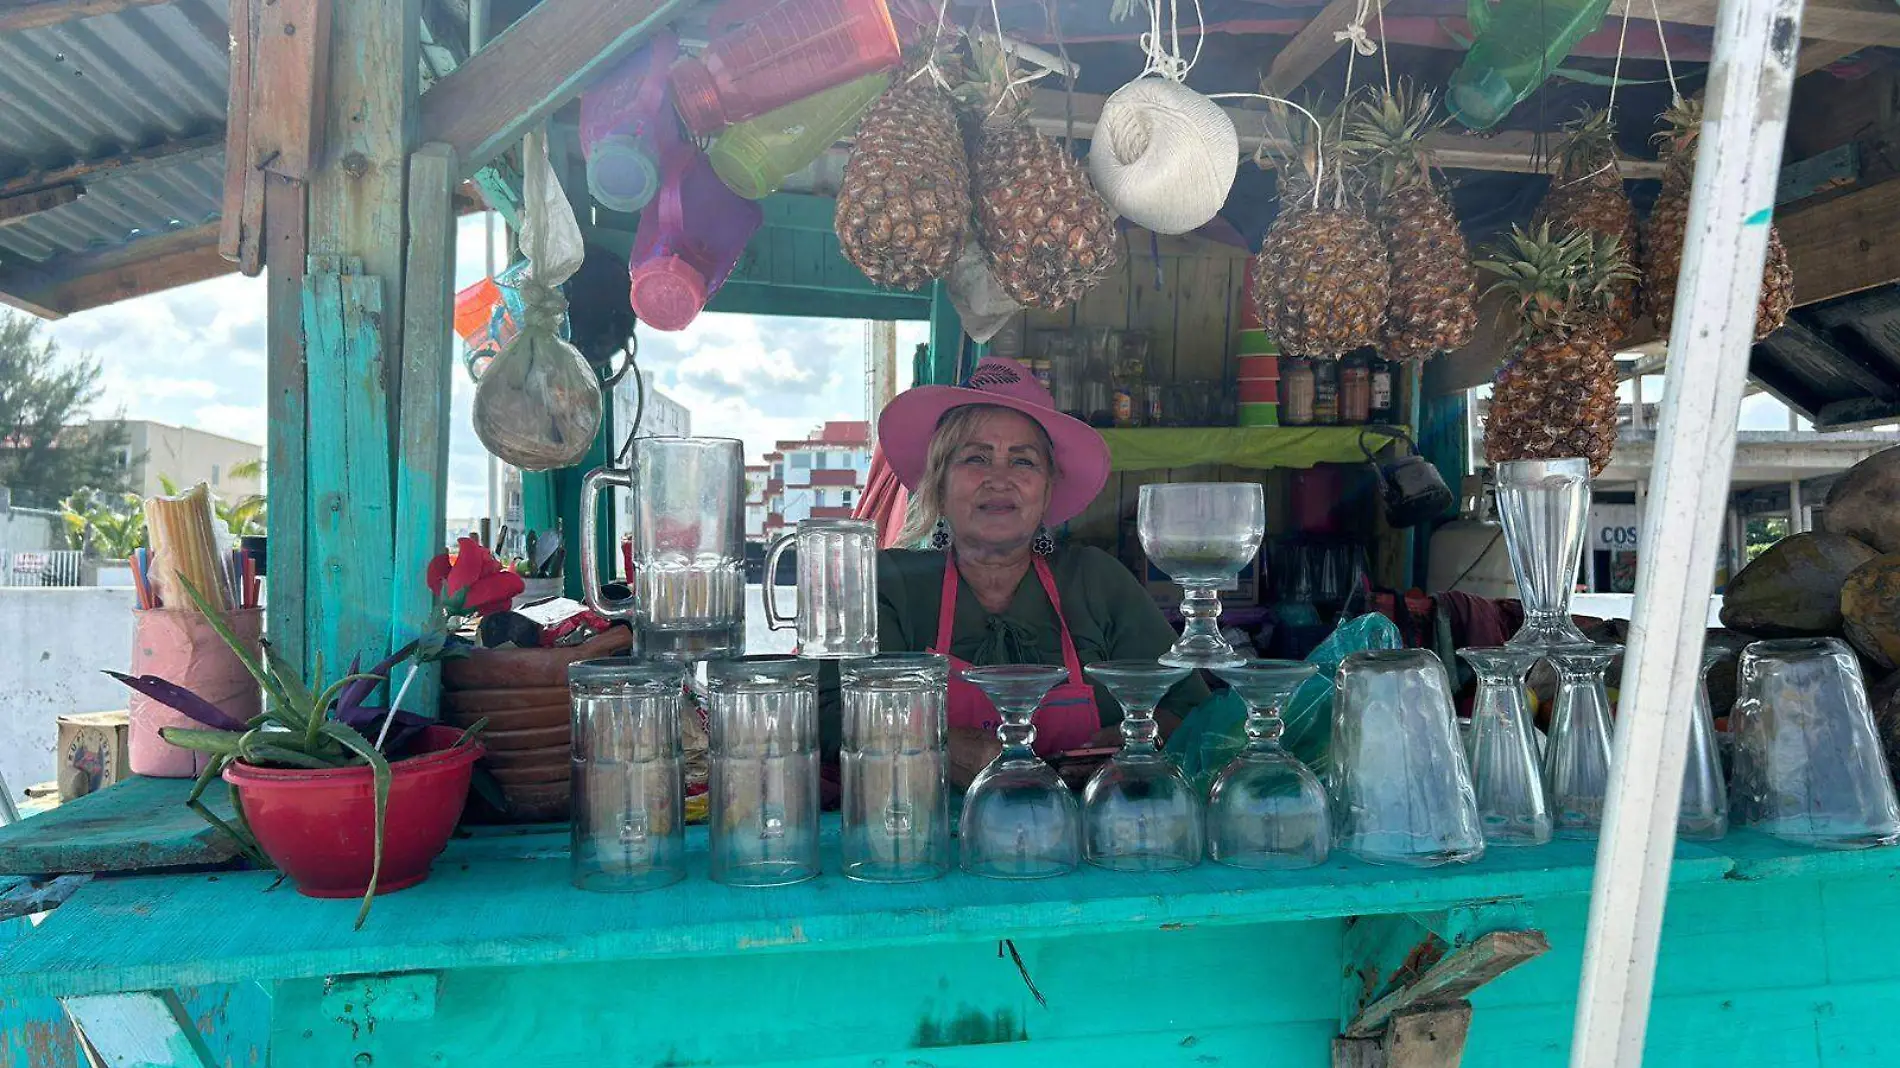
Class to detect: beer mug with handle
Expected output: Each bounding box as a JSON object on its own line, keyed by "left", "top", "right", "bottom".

{"left": 762, "top": 517, "right": 878, "bottom": 659}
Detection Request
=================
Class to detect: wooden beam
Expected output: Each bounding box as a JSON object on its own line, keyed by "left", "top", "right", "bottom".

{"left": 1797, "top": 38, "right": 1863, "bottom": 76}
{"left": 417, "top": 0, "right": 686, "bottom": 179}
{"left": 45, "top": 241, "right": 230, "bottom": 314}
{"left": 250, "top": 0, "right": 332, "bottom": 181}
{"left": 0, "top": 133, "right": 222, "bottom": 199}
{"left": 1782, "top": 177, "right": 1900, "bottom": 305}
{"left": 61, "top": 991, "right": 218, "bottom": 1068}
{"left": 0, "top": 183, "right": 79, "bottom": 226}
{"left": 1610, "top": 0, "right": 1900, "bottom": 46}
{"left": 1346, "top": 930, "right": 1549, "bottom": 1038}
{"left": 0, "top": 0, "right": 172, "bottom": 32}
{"left": 1027, "top": 89, "right": 1666, "bottom": 178}
{"left": 1265, "top": 0, "right": 1387, "bottom": 95}
{"left": 1334, "top": 1005, "right": 1475, "bottom": 1068}
{"left": 0, "top": 223, "right": 225, "bottom": 318}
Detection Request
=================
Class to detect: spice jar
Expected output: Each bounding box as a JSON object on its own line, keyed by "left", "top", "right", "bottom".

{"left": 1312, "top": 359, "right": 1341, "bottom": 426}
{"left": 1282, "top": 359, "right": 1316, "bottom": 427}
{"left": 1339, "top": 353, "right": 1371, "bottom": 425}
{"left": 1370, "top": 355, "right": 1399, "bottom": 423}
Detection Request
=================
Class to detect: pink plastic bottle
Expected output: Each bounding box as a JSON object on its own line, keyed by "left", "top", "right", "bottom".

{"left": 668, "top": 0, "right": 903, "bottom": 136}
{"left": 629, "top": 143, "right": 763, "bottom": 331}
{"left": 580, "top": 29, "right": 680, "bottom": 213}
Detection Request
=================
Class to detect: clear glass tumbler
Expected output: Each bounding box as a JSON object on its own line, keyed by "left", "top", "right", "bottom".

{"left": 841, "top": 653, "right": 950, "bottom": 882}
{"left": 1206, "top": 660, "right": 1330, "bottom": 869}
{"left": 569, "top": 658, "right": 687, "bottom": 892}
{"left": 1544, "top": 643, "right": 1620, "bottom": 840}
{"left": 1679, "top": 647, "right": 1729, "bottom": 842}
{"left": 705, "top": 655, "right": 822, "bottom": 886}
{"left": 1458, "top": 646, "right": 1551, "bottom": 847}
{"left": 1331, "top": 650, "right": 1485, "bottom": 867}
{"left": 1730, "top": 638, "right": 1900, "bottom": 849}
{"left": 1081, "top": 661, "right": 1203, "bottom": 872}
{"left": 958, "top": 665, "right": 1081, "bottom": 879}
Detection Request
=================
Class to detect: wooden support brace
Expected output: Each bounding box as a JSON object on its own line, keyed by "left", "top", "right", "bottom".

{"left": 264, "top": 174, "right": 310, "bottom": 672}
{"left": 1265, "top": 0, "right": 1388, "bottom": 95}
{"left": 1347, "top": 929, "right": 1548, "bottom": 1038}
{"left": 0, "top": 0, "right": 175, "bottom": 32}
{"left": 249, "top": 0, "right": 334, "bottom": 181}
{"left": 60, "top": 991, "right": 217, "bottom": 1068}
{"left": 0, "top": 184, "right": 81, "bottom": 226}
{"left": 0, "top": 134, "right": 223, "bottom": 200}
{"left": 1334, "top": 1004, "right": 1475, "bottom": 1068}
{"left": 219, "top": 0, "right": 263, "bottom": 274}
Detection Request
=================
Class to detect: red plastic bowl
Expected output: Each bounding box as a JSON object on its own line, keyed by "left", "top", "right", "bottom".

{"left": 225, "top": 725, "right": 484, "bottom": 899}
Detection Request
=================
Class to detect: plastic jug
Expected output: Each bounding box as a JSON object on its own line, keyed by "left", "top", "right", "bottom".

{"left": 669, "top": 0, "right": 902, "bottom": 136}
{"left": 1448, "top": 0, "right": 1612, "bottom": 130}
{"left": 708, "top": 72, "right": 889, "bottom": 199}
{"left": 580, "top": 30, "right": 680, "bottom": 213}
{"left": 628, "top": 144, "right": 763, "bottom": 331}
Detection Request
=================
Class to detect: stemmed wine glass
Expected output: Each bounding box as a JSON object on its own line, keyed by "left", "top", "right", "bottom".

{"left": 1081, "top": 661, "right": 1201, "bottom": 871}
{"left": 1206, "top": 660, "right": 1330, "bottom": 869}
{"left": 958, "top": 665, "right": 1081, "bottom": 879}
{"left": 1138, "top": 483, "right": 1266, "bottom": 668}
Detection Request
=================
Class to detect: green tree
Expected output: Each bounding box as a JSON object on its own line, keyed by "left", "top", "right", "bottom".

{"left": 0, "top": 312, "right": 132, "bottom": 508}
{"left": 58, "top": 486, "right": 146, "bottom": 558}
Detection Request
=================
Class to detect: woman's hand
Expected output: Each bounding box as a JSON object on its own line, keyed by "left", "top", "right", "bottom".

{"left": 948, "top": 727, "right": 1003, "bottom": 789}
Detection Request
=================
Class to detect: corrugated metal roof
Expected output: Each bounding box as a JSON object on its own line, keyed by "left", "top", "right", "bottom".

{"left": 1752, "top": 285, "right": 1900, "bottom": 429}
{"left": 0, "top": 150, "right": 224, "bottom": 265}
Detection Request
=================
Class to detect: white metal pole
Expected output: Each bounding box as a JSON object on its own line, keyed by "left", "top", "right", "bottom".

{"left": 1569, "top": 1, "right": 1805, "bottom": 1064}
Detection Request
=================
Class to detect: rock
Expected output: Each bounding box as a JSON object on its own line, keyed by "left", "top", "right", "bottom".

{"left": 1719, "top": 532, "right": 1880, "bottom": 637}
{"left": 1842, "top": 554, "right": 1900, "bottom": 672}
{"left": 1823, "top": 446, "right": 1900, "bottom": 553}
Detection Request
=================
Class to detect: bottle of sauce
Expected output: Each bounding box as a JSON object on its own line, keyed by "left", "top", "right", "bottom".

{"left": 1282, "top": 358, "right": 1316, "bottom": 426}
{"left": 1312, "top": 359, "right": 1341, "bottom": 426}
{"left": 670, "top": 0, "right": 903, "bottom": 136}
{"left": 1369, "top": 355, "right": 1400, "bottom": 424}
{"left": 1339, "top": 353, "right": 1371, "bottom": 425}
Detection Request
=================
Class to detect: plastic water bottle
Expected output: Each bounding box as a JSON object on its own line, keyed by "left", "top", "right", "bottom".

{"left": 628, "top": 144, "right": 764, "bottom": 332}
{"left": 1447, "top": 0, "right": 1613, "bottom": 131}
{"left": 668, "top": 0, "right": 903, "bottom": 136}
{"left": 708, "top": 72, "right": 889, "bottom": 199}
{"left": 579, "top": 30, "right": 680, "bottom": 213}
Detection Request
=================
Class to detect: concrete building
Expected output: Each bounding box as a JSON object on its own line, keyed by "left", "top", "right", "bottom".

{"left": 761, "top": 421, "right": 872, "bottom": 542}
{"left": 613, "top": 370, "right": 691, "bottom": 440}
{"left": 116, "top": 420, "right": 262, "bottom": 499}
{"left": 745, "top": 465, "right": 769, "bottom": 541}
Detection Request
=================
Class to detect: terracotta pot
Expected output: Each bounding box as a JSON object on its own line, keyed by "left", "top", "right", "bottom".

{"left": 442, "top": 686, "right": 572, "bottom": 714}
{"left": 500, "top": 780, "right": 570, "bottom": 822}
{"left": 442, "top": 703, "right": 568, "bottom": 732}
{"left": 440, "top": 628, "right": 631, "bottom": 690}
{"left": 224, "top": 726, "right": 481, "bottom": 899}
{"left": 480, "top": 724, "right": 571, "bottom": 752}
{"left": 480, "top": 742, "right": 569, "bottom": 768}
{"left": 489, "top": 761, "right": 569, "bottom": 786}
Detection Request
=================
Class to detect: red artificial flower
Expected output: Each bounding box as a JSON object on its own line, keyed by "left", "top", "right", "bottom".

{"left": 426, "top": 536, "right": 524, "bottom": 616}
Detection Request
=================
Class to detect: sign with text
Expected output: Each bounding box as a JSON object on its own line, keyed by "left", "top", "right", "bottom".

{"left": 1590, "top": 504, "right": 1641, "bottom": 552}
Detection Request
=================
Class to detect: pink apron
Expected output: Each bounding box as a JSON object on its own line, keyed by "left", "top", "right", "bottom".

{"left": 935, "top": 554, "right": 1102, "bottom": 757}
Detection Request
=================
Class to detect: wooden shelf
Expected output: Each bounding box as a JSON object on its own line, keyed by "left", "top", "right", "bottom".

{"left": 1098, "top": 426, "right": 1406, "bottom": 473}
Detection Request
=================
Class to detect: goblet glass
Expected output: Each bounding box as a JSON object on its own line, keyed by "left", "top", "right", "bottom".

{"left": 1138, "top": 482, "right": 1266, "bottom": 668}
{"left": 1544, "top": 643, "right": 1620, "bottom": 840}
{"left": 1081, "top": 661, "right": 1201, "bottom": 871}
{"left": 1678, "top": 647, "right": 1728, "bottom": 842}
{"left": 1206, "top": 660, "right": 1330, "bottom": 869}
{"left": 958, "top": 665, "right": 1081, "bottom": 879}
{"left": 1457, "top": 646, "right": 1551, "bottom": 847}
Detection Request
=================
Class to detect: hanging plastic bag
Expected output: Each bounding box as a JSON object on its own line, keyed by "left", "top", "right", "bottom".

{"left": 944, "top": 240, "right": 1021, "bottom": 344}
{"left": 472, "top": 132, "right": 602, "bottom": 471}
{"left": 1166, "top": 612, "right": 1403, "bottom": 791}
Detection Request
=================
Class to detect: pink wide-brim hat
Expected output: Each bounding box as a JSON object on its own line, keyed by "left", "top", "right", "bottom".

{"left": 878, "top": 356, "right": 1112, "bottom": 527}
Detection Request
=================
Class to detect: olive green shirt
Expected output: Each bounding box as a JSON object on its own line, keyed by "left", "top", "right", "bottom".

{"left": 820, "top": 546, "right": 1211, "bottom": 755}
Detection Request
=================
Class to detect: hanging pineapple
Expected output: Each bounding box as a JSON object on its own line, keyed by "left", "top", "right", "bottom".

{"left": 1480, "top": 225, "right": 1639, "bottom": 477}
{"left": 836, "top": 68, "right": 973, "bottom": 291}
{"left": 1641, "top": 96, "right": 1796, "bottom": 340}
{"left": 955, "top": 37, "right": 1120, "bottom": 310}
{"left": 1536, "top": 107, "right": 1641, "bottom": 340}
{"left": 1251, "top": 102, "right": 1392, "bottom": 358}
{"left": 1343, "top": 83, "right": 1478, "bottom": 359}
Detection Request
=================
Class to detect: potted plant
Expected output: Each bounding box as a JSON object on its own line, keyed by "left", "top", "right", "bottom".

{"left": 109, "top": 537, "right": 523, "bottom": 927}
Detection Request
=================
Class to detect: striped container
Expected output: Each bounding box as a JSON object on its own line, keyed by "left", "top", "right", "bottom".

{"left": 1236, "top": 329, "right": 1278, "bottom": 357}
{"left": 1238, "top": 402, "right": 1280, "bottom": 427}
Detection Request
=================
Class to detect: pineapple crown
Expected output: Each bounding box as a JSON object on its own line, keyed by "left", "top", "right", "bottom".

{"left": 1652, "top": 95, "right": 1704, "bottom": 157}
{"left": 953, "top": 31, "right": 1039, "bottom": 130}
{"left": 1478, "top": 223, "right": 1639, "bottom": 340}
{"left": 1552, "top": 106, "right": 1623, "bottom": 181}
{"left": 1259, "top": 93, "right": 1362, "bottom": 211}
{"left": 1340, "top": 81, "right": 1446, "bottom": 198}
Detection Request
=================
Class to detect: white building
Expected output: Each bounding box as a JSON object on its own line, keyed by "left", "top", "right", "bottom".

{"left": 614, "top": 371, "right": 690, "bottom": 440}
{"left": 762, "top": 421, "right": 872, "bottom": 542}
{"left": 744, "top": 465, "right": 769, "bottom": 541}
{"left": 115, "top": 420, "right": 262, "bottom": 500}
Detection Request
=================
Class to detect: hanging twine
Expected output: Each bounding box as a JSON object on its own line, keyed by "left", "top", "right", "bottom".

{"left": 1648, "top": 0, "right": 1682, "bottom": 104}
{"left": 1089, "top": 0, "right": 1236, "bottom": 234}
{"left": 1209, "top": 92, "right": 1328, "bottom": 211}
{"left": 1607, "top": 0, "right": 1634, "bottom": 117}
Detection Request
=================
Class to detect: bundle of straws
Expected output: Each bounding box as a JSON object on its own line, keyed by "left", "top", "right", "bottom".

{"left": 134, "top": 483, "right": 260, "bottom": 612}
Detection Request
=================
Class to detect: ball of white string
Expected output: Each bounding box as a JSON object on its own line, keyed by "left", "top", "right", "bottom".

{"left": 1088, "top": 77, "right": 1238, "bottom": 236}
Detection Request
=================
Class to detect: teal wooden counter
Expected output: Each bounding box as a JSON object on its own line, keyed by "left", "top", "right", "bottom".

{"left": 4, "top": 805, "right": 1900, "bottom": 1067}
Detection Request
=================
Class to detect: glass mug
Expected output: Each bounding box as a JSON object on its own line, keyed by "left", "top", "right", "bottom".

{"left": 763, "top": 517, "right": 879, "bottom": 659}
{"left": 840, "top": 654, "right": 951, "bottom": 882}
{"left": 568, "top": 658, "right": 687, "bottom": 893}
{"left": 705, "top": 656, "right": 822, "bottom": 886}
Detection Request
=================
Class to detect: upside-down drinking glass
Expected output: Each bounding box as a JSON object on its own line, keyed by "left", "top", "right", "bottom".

{"left": 705, "top": 656, "right": 821, "bottom": 886}
{"left": 1457, "top": 646, "right": 1550, "bottom": 847}
{"left": 569, "top": 658, "right": 688, "bottom": 892}
{"left": 1544, "top": 643, "right": 1619, "bottom": 840}
{"left": 1138, "top": 482, "right": 1266, "bottom": 668}
{"left": 1206, "top": 660, "right": 1330, "bottom": 869}
{"left": 1081, "top": 661, "right": 1201, "bottom": 871}
{"left": 1678, "top": 647, "right": 1729, "bottom": 842}
{"left": 840, "top": 653, "right": 950, "bottom": 882}
{"left": 1331, "top": 650, "right": 1484, "bottom": 867}
{"left": 1729, "top": 638, "right": 1900, "bottom": 849}
{"left": 958, "top": 665, "right": 1082, "bottom": 879}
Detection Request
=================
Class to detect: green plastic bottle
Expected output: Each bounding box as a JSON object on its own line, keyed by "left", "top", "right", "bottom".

{"left": 707, "top": 73, "right": 890, "bottom": 200}
{"left": 1448, "top": 0, "right": 1614, "bottom": 131}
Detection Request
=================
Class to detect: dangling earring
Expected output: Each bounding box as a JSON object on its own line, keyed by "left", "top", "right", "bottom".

{"left": 931, "top": 517, "right": 952, "bottom": 550}
{"left": 1032, "top": 525, "right": 1056, "bottom": 556}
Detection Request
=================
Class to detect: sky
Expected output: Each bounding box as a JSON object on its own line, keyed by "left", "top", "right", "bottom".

{"left": 43, "top": 214, "right": 926, "bottom": 522}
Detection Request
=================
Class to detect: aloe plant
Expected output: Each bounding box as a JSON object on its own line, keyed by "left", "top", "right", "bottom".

{"left": 110, "top": 575, "right": 483, "bottom": 929}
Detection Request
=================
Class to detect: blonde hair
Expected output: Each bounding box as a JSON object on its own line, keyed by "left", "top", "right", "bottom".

{"left": 898, "top": 404, "right": 1060, "bottom": 546}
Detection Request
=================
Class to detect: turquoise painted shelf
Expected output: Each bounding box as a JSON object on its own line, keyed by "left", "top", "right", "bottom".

{"left": 1099, "top": 426, "right": 1407, "bottom": 472}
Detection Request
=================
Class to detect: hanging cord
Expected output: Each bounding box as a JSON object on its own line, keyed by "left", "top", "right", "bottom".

{"left": 1648, "top": 0, "right": 1682, "bottom": 104}
{"left": 1137, "top": 0, "right": 1205, "bottom": 82}
{"left": 1042, "top": 0, "right": 1078, "bottom": 150}
{"left": 613, "top": 348, "right": 647, "bottom": 468}
{"left": 1606, "top": 0, "right": 1634, "bottom": 118}
{"left": 905, "top": 0, "right": 957, "bottom": 92}
{"left": 987, "top": 0, "right": 1053, "bottom": 117}
{"left": 1337, "top": 0, "right": 1377, "bottom": 98}
{"left": 1208, "top": 92, "right": 1328, "bottom": 211}
{"left": 1375, "top": 0, "right": 1390, "bottom": 94}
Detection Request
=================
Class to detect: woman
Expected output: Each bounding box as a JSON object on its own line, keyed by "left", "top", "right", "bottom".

{"left": 837, "top": 357, "right": 1209, "bottom": 787}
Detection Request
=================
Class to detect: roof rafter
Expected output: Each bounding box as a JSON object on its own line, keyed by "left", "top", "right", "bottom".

{"left": 1264, "top": 0, "right": 1388, "bottom": 95}
{"left": 1610, "top": 0, "right": 1900, "bottom": 47}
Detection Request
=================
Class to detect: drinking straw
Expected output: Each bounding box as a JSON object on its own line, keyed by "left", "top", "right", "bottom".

{"left": 143, "top": 483, "right": 234, "bottom": 612}
{"left": 129, "top": 553, "right": 154, "bottom": 610}
{"left": 242, "top": 555, "right": 258, "bottom": 609}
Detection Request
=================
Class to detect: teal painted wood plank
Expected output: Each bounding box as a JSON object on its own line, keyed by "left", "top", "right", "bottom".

{"left": 301, "top": 262, "right": 396, "bottom": 676}
{"left": 61, "top": 992, "right": 219, "bottom": 1068}
{"left": 0, "top": 777, "right": 238, "bottom": 877}
{"left": 709, "top": 281, "right": 932, "bottom": 321}
{"left": 269, "top": 922, "right": 1343, "bottom": 1067}
{"left": 264, "top": 176, "right": 309, "bottom": 674}
{"left": 1720, "top": 829, "right": 1900, "bottom": 882}
{"left": 0, "top": 820, "right": 1731, "bottom": 1000}
{"left": 1816, "top": 872, "right": 1900, "bottom": 986}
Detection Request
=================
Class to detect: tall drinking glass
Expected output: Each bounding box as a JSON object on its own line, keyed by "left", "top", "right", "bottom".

{"left": 1138, "top": 482, "right": 1266, "bottom": 668}
{"left": 1495, "top": 458, "right": 1591, "bottom": 650}
{"left": 1458, "top": 646, "right": 1550, "bottom": 847}
{"left": 840, "top": 654, "right": 950, "bottom": 882}
{"left": 958, "top": 665, "right": 1081, "bottom": 879}
{"left": 1206, "top": 660, "right": 1330, "bottom": 869}
{"left": 1332, "top": 650, "right": 1484, "bottom": 866}
{"left": 763, "top": 517, "right": 879, "bottom": 659}
{"left": 1679, "top": 647, "right": 1729, "bottom": 841}
{"left": 1730, "top": 638, "right": 1900, "bottom": 849}
{"left": 705, "top": 656, "right": 821, "bottom": 885}
{"left": 1081, "top": 661, "right": 1202, "bottom": 871}
{"left": 569, "top": 658, "right": 687, "bottom": 892}
{"left": 1544, "top": 643, "right": 1619, "bottom": 840}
